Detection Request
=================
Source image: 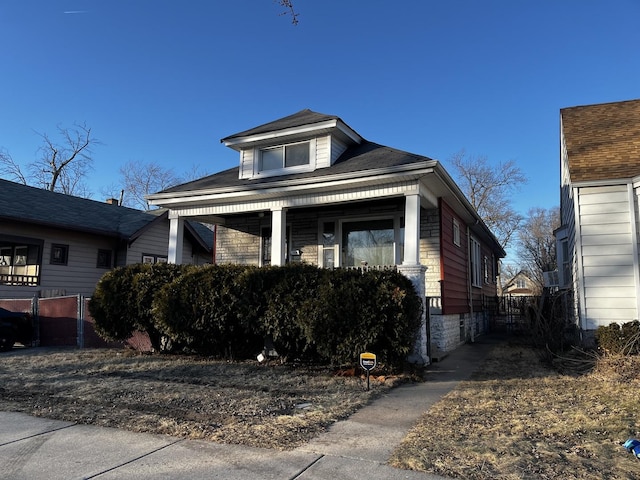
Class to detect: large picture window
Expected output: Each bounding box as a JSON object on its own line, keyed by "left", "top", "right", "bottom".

{"left": 260, "top": 142, "right": 310, "bottom": 172}
{"left": 342, "top": 219, "right": 395, "bottom": 267}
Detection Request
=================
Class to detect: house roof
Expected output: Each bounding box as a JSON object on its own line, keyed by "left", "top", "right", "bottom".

{"left": 149, "top": 110, "right": 505, "bottom": 258}
{"left": 221, "top": 109, "right": 343, "bottom": 142}
{"left": 0, "top": 179, "right": 212, "bottom": 251}
{"left": 561, "top": 99, "right": 640, "bottom": 183}
{"left": 159, "top": 140, "right": 432, "bottom": 193}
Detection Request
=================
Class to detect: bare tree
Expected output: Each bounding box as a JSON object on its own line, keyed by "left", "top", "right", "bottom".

{"left": 0, "top": 149, "right": 28, "bottom": 185}
{"left": 0, "top": 122, "right": 99, "bottom": 196}
{"left": 448, "top": 150, "right": 527, "bottom": 250}
{"left": 33, "top": 122, "right": 97, "bottom": 194}
{"left": 276, "top": 0, "right": 299, "bottom": 24}
{"left": 516, "top": 206, "right": 560, "bottom": 290}
{"left": 117, "top": 160, "right": 182, "bottom": 210}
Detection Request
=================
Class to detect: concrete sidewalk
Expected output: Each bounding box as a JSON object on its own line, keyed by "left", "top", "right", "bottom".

{"left": 0, "top": 336, "right": 501, "bottom": 480}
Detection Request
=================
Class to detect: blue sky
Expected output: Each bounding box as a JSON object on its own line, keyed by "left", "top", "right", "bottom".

{"left": 1, "top": 1, "right": 639, "bottom": 221}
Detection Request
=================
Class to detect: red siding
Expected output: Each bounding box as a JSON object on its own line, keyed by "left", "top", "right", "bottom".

{"left": 439, "top": 199, "right": 469, "bottom": 315}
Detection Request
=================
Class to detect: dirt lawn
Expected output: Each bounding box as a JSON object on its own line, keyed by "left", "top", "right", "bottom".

{"left": 0, "top": 348, "right": 401, "bottom": 450}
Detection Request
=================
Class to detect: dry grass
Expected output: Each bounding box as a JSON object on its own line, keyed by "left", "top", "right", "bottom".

{"left": 0, "top": 348, "right": 402, "bottom": 450}
{"left": 390, "top": 344, "right": 640, "bottom": 479}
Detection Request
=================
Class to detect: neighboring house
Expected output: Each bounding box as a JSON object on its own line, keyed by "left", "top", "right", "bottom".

{"left": 556, "top": 98, "right": 640, "bottom": 335}
{"left": 147, "top": 109, "right": 505, "bottom": 361}
{"left": 0, "top": 179, "right": 213, "bottom": 298}
{"left": 502, "top": 271, "right": 537, "bottom": 297}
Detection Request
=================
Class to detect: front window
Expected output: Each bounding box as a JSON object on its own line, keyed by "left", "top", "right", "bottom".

{"left": 342, "top": 219, "right": 395, "bottom": 267}
{"left": 260, "top": 142, "right": 310, "bottom": 172}
{"left": 0, "top": 238, "right": 42, "bottom": 286}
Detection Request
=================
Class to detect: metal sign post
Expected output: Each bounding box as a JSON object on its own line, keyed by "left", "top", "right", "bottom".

{"left": 359, "top": 352, "right": 377, "bottom": 391}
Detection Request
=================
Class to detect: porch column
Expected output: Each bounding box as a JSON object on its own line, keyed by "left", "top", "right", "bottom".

{"left": 168, "top": 215, "right": 184, "bottom": 264}
{"left": 271, "top": 207, "right": 287, "bottom": 266}
{"left": 398, "top": 264, "right": 429, "bottom": 365}
{"left": 403, "top": 193, "right": 421, "bottom": 265}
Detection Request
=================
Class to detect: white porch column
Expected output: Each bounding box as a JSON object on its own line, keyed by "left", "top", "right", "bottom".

{"left": 271, "top": 207, "right": 287, "bottom": 266}
{"left": 168, "top": 215, "right": 184, "bottom": 264}
{"left": 403, "top": 193, "right": 421, "bottom": 265}
{"left": 398, "top": 264, "right": 429, "bottom": 365}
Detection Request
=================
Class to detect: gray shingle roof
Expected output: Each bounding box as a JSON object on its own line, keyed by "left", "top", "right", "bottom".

{"left": 0, "top": 179, "right": 212, "bottom": 250}
{"left": 220, "top": 109, "right": 341, "bottom": 142}
{"left": 161, "top": 140, "right": 433, "bottom": 193}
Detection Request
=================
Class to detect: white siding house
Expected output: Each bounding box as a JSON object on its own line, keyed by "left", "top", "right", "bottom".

{"left": 558, "top": 99, "right": 640, "bottom": 334}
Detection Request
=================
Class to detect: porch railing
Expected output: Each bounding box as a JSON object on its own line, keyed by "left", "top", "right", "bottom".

{"left": 0, "top": 274, "right": 39, "bottom": 286}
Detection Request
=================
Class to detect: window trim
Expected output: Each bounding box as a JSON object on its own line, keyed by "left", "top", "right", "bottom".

{"left": 255, "top": 140, "right": 315, "bottom": 176}
{"left": 453, "top": 218, "right": 461, "bottom": 247}
{"left": 470, "top": 236, "right": 482, "bottom": 288}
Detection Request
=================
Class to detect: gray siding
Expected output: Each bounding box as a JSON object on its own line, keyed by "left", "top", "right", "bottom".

{"left": 0, "top": 223, "right": 118, "bottom": 298}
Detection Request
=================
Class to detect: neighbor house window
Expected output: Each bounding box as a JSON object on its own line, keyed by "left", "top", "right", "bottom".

{"left": 470, "top": 237, "right": 482, "bottom": 287}
{"left": 97, "top": 249, "right": 112, "bottom": 268}
{"left": 516, "top": 278, "right": 526, "bottom": 289}
{"left": 453, "top": 218, "right": 461, "bottom": 246}
{"left": 260, "top": 142, "right": 310, "bottom": 172}
{"left": 0, "top": 238, "right": 42, "bottom": 286}
{"left": 50, "top": 244, "right": 69, "bottom": 265}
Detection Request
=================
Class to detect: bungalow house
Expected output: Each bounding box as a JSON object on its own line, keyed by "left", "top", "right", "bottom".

{"left": 0, "top": 179, "right": 213, "bottom": 298}
{"left": 147, "top": 110, "right": 505, "bottom": 361}
{"left": 556, "top": 99, "right": 640, "bottom": 335}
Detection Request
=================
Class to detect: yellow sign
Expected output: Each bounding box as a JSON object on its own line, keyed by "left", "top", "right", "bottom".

{"left": 359, "top": 352, "right": 377, "bottom": 371}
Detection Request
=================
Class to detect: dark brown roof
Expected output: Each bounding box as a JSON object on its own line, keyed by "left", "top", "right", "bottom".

{"left": 561, "top": 99, "right": 640, "bottom": 182}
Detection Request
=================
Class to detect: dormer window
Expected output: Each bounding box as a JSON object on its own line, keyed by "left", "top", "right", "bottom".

{"left": 260, "top": 141, "right": 310, "bottom": 172}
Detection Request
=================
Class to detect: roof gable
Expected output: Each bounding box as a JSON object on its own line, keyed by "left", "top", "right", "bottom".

{"left": 561, "top": 99, "right": 640, "bottom": 183}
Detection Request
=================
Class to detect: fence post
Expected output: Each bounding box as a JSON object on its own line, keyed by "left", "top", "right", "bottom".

{"left": 31, "top": 294, "right": 40, "bottom": 347}
{"left": 77, "top": 294, "right": 84, "bottom": 348}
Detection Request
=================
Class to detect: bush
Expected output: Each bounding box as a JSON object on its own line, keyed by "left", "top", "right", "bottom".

{"left": 596, "top": 321, "right": 640, "bottom": 355}
{"left": 299, "top": 268, "right": 422, "bottom": 368}
{"left": 133, "top": 262, "right": 194, "bottom": 351}
{"left": 92, "top": 262, "right": 423, "bottom": 367}
{"left": 153, "top": 264, "right": 263, "bottom": 358}
{"left": 89, "top": 264, "right": 148, "bottom": 342}
{"left": 253, "top": 264, "right": 326, "bottom": 361}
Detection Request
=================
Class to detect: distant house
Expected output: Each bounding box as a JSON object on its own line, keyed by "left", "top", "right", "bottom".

{"left": 557, "top": 99, "right": 640, "bottom": 334}
{"left": 147, "top": 110, "right": 505, "bottom": 360}
{"left": 0, "top": 179, "right": 213, "bottom": 298}
{"left": 502, "top": 271, "right": 537, "bottom": 297}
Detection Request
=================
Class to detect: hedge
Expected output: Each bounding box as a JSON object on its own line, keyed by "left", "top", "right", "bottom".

{"left": 91, "top": 263, "right": 423, "bottom": 368}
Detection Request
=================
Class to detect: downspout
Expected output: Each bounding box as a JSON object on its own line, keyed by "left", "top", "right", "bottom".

{"left": 467, "top": 225, "right": 475, "bottom": 343}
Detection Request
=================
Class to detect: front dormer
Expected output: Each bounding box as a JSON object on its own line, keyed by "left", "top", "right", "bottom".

{"left": 220, "top": 109, "right": 362, "bottom": 180}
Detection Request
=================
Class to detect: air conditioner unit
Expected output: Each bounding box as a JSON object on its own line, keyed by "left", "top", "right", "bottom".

{"left": 543, "top": 270, "right": 559, "bottom": 288}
